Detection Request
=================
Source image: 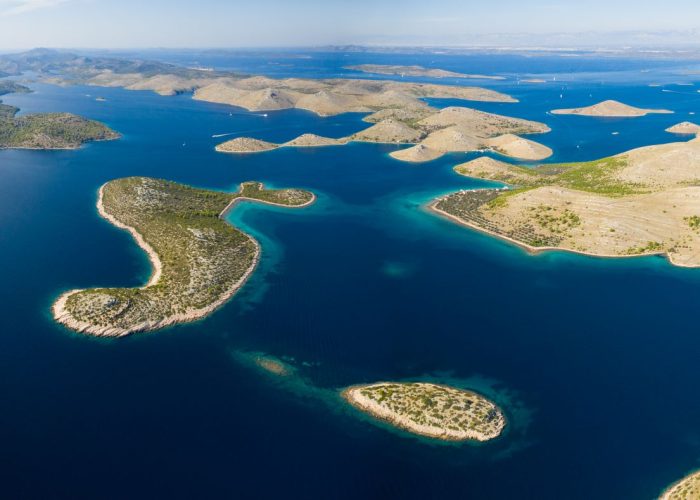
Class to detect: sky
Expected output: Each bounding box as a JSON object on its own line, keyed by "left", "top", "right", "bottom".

{"left": 1, "top": 0, "right": 700, "bottom": 49}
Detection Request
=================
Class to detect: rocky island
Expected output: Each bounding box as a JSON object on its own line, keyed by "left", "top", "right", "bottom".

{"left": 218, "top": 106, "right": 552, "bottom": 163}
{"left": 343, "top": 382, "right": 505, "bottom": 442}
{"left": 551, "top": 99, "right": 673, "bottom": 117}
{"left": 431, "top": 136, "right": 700, "bottom": 267}
{"left": 215, "top": 134, "right": 345, "bottom": 153}
{"left": 666, "top": 122, "right": 700, "bottom": 135}
{"left": 660, "top": 471, "right": 700, "bottom": 499}
{"left": 345, "top": 64, "right": 505, "bottom": 80}
{"left": 53, "top": 178, "right": 314, "bottom": 336}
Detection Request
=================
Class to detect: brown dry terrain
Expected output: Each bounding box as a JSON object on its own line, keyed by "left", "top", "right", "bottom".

{"left": 218, "top": 105, "right": 552, "bottom": 163}
{"left": 551, "top": 99, "right": 673, "bottom": 117}
{"left": 666, "top": 122, "right": 700, "bottom": 135}
{"left": 433, "top": 137, "right": 700, "bottom": 267}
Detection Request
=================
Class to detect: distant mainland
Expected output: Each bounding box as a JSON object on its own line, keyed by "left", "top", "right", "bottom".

{"left": 345, "top": 64, "right": 505, "bottom": 80}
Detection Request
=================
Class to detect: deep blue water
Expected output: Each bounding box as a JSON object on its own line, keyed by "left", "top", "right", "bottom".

{"left": 1, "top": 52, "right": 700, "bottom": 499}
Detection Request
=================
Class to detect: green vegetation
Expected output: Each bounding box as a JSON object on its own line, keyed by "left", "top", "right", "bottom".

{"left": 458, "top": 156, "right": 643, "bottom": 196}
{"left": 0, "top": 81, "right": 29, "bottom": 120}
{"left": 529, "top": 205, "right": 581, "bottom": 233}
{"left": 0, "top": 76, "right": 116, "bottom": 149}
{"left": 486, "top": 187, "right": 536, "bottom": 209}
{"left": 686, "top": 216, "right": 700, "bottom": 230}
{"left": 625, "top": 241, "right": 664, "bottom": 255}
{"left": 345, "top": 382, "right": 505, "bottom": 441}
{"left": 540, "top": 157, "right": 644, "bottom": 196}
{"left": 0, "top": 111, "right": 119, "bottom": 149}
{"left": 0, "top": 103, "right": 18, "bottom": 119}
{"left": 54, "top": 177, "right": 314, "bottom": 336}
{"left": 0, "top": 80, "right": 31, "bottom": 97}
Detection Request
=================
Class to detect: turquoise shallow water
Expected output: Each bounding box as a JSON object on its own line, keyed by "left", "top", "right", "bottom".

{"left": 1, "top": 52, "right": 700, "bottom": 499}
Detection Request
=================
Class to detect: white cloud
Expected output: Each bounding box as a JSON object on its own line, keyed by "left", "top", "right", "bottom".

{"left": 0, "top": 0, "right": 71, "bottom": 17}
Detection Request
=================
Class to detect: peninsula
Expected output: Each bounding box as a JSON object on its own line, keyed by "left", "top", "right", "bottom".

{"left": 345, "top": 64, "right": 505, "bottom": 80}
{"left": 0, "top": 80, "right": 31, "bottom": 97}
{"left": 342, "top": 382, "right": 505, "bottom": 442}
{"left": 0, "top": 110, "right": 119, "bottom": 149}
{"left": 218, "top": 106, "right": 552, "bottom": 163}
{"left": 660, "top": 470, "right": 700, "bottom": 500}
{"left": 53, "top": 178, "right": 314, "bottom": 336}
{"left": 431, "top": 136, "right": 700, "bottom": 267}
{"left": 0, "top": 79, "right": 117, "bottom": 149}
{"left": 551, "top": 99, "right": 673, "bottom": 117}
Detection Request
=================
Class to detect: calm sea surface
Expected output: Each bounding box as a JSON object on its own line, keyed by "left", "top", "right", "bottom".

{"left": 1, "top": 51, "right": 700, "bottom": 499}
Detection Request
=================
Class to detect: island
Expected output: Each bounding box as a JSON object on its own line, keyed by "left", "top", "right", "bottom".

{"left": 345, "top": 64, "right": 505, "bottom": 80}
{"left": 215, "top": 134, "right": 345, "bottom": 153}
{"left": 430, "top": 135, "right": 700, "bottom": 267}
{"left": 1, "top": 50, "right": 516, "bottom": 115}
{"left": 660, "top": 470, "right": 700, "bottom": 500}
{"left": 0, "top": 79, "right": 118, "bottom": 149}
{"left": 666, "top": 122, "right": 700, "bottom": 135}
{"left": 253, "top": 354, "right": 293, "bottom": 376}
{"left": 342, "top": 382, "right": 505, "bottom": 442}
{"left": 551, "top": 99, "right": 673, "bottom": 117}
{"left": 1, "top": 50, "right": 548, "bottom": 160}
{"left": 0, "top": 110, "right": 119, "bottom": 149}
{"left": 52, "top": 177, "right": 314, "bottom": 336}
{"left": 218, "top": 106, "right": 552, "bottom": 163}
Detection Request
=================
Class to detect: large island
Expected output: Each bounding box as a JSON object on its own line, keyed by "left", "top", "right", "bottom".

{"left": 53, "top": 178, "right": 314, "bottom": 336}
{"left": 343, "top": 382, "right": 505, "bottom": 442}
{"left": 431, "top": 136, "right": 700, "bottom": 267}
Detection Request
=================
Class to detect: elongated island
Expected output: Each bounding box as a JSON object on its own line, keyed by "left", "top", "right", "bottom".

{"left": 53, "top": 178, "right": 314, "bottom": 336}
{"left": 343, "top": 382, "right": 505, "bottom": 442}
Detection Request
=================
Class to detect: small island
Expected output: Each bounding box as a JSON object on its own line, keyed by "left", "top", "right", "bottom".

{"left": 345, "top": 64, "right": 505, "bottom": 80}
{"left": 430, "top": 136, "right": 700, "bottom": 267}
{"left": 666, "top": 122, "right": 700, "bottom": 135}
{"left": 660, "top": 470, "right": 700, "bottom": 499}
{"left": 551, "top": 99, "right": 673, "bottom": 117}
{"left": 216, "top": 134, "right": 345, "bottom": 153}
{"left": 53, "top": 178, "right": 314, "bottom": 336}
{"left": 343, "top": 382, "right": 505, "bottom": 442}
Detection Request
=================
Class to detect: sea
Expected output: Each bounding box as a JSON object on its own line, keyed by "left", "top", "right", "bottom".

{"left": 1, "top": 50, "right": 700, "bottom": 499}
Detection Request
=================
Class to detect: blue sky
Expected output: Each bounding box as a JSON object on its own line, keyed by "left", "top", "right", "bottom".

{"left": 1, "top": 0, "right": 700, "bottom": 49}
